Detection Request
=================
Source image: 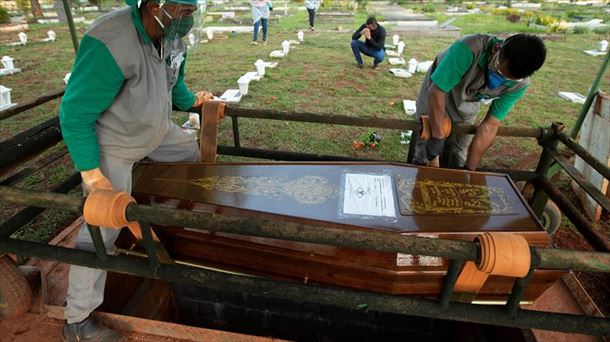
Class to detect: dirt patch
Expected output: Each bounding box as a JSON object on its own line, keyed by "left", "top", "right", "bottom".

{"left": 550, "top": 180, "right": 610, "bottom": 317}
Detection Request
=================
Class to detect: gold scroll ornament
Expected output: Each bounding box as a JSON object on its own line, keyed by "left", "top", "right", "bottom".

{"left": 181, "top": 175, "right": 337, "bottom": 205}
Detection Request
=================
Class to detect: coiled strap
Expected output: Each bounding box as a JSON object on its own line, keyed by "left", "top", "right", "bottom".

{"left": 454, "top": 232, "right": 531, "bottom": 295}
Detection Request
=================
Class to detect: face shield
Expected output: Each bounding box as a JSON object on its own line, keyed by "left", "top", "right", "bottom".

{"left": 189, "top": 0, "right": 207, "bottom": 48}
{"left": 152, "top": 0, "right": 198, "bottom": 43}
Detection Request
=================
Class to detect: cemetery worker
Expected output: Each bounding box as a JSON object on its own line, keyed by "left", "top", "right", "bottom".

{"left": 412, "top": 33, "right": 546, "bottom": 170}
{"left": 251, "top": 0, "right": 272, "bottom": 45}
{"left": 59, "top": 0, "right": 216, "bottom": 340}
{"left": 351, "top": 16, "right": 386, "bottom": 69}
{"left": 305, "top": 0, "right": 322, "bottom": 31}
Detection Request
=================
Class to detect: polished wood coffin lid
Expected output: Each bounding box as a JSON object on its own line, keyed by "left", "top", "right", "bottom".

{"left": 129, "top": 162, "right": 561, "bottom": 301}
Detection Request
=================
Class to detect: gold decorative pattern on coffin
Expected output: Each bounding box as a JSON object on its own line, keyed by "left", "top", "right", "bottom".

{"left": 397, "top": 178, "right": 515, "bottom": 215}
{"left": 182, "top": 175, "right": 337, "bottom": 204}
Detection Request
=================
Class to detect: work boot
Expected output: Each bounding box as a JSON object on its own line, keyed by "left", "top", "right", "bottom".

{"left": 62, "top": 316, "right": 123, "bottom": 342}
{"left": 356, "top": 63, "right": 363, "bottom": 69}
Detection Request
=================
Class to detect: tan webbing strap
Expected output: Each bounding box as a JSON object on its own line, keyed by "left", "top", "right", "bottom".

{"left": 454, "top": 232, "right": 531, "bottom": 296}
{"left": 200, "top": 100, "right": 225, "bottom": 162}
{"left": 83, "top": 190, "right": 174, "bottom": 264}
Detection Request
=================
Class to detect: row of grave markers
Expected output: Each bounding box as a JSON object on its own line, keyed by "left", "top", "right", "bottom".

{"left": 181, "top": 30, "right": 307, "bottom": 132}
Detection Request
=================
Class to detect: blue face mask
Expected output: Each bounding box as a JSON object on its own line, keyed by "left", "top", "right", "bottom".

{"left": 486, "top": 67, "right": 506, "bottom": 90}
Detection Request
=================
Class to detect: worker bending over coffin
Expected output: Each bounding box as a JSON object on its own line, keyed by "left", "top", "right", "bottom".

{"left": 59, "top": 0, "right": 215, "bottom": 340}
{"left": 412, "top": 34, "right": 546, "bottom": 170}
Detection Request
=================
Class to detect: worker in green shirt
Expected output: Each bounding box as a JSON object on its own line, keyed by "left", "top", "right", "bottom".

{"left": 59, "top": 0, "right": 213, "bottom": 340}
{"left": 412, "top": 34, "right": 546, "bottom": 170}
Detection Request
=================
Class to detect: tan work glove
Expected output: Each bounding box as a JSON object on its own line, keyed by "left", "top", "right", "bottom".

{"left": 192, "top": 91, "right": 214, "bottom": 108}
{"left": 81, "top": 168, "right": 113, "bottom": 195}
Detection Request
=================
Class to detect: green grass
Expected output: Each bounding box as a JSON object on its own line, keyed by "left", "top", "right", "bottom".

{"left": 1, "top": 4, "right": 609, "bottom": 242}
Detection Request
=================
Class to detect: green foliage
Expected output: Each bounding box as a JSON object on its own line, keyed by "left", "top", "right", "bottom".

{"left": 535, "top": 14, "right": 557, "bottom": 26}
{"left": 0, "top": 7, "right": 10, "bottom": 24}
{"left": 593, "top": 26, "right": 610, "bottom": 35}
{"left": 15, "top": 0, "right": 30, "bottom": 17}
{"left": 572, "top": 25, "right": 590, "bottom": 34}
{"left": 421, "top": 3, "right": 436, "bottom": 13}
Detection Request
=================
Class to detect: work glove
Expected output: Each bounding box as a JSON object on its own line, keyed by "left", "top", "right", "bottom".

{"left": 80, "top": 168, "right": 112, "bottom": 195}
{"left": 425, "top": 137, "right": 444, "bottom": 161}
{"left": 193, "top": 91, "right": 214, "bottom": 108}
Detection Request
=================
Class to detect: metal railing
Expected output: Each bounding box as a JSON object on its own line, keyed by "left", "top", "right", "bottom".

{"left": 1, "top": 82, "right": 610, "bottom": 336}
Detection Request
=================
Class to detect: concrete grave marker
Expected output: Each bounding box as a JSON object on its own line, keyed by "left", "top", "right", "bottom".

{"left": 403, "top": 100, "right": 416, "bottom": 115}
{"left": 389, "top": 57, "right": 406, "bottom": 65}
{"left": 0, "top": 56, "right": 22, "bottom": 76}
{"left": 389, "top": 68, "right": 412, "bottom": 78}
{"left": 0, "top": 85, "right": 17, "bottom": 111}
{"left": 219, "top": 89, "right": 243, "bottom": 103}
{"left": 558, "top": 92, "right": 586, "bottom": 104}
{"left": 42, "top": 30, "right": 56, "bottom": 42}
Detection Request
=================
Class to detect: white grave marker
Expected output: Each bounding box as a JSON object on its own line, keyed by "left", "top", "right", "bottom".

{"left": 18, "top": 32, "right": 27, "bottom": 45}
{"left": 407, "top": 58, "right": 417, "bottom": 73}
{"left": 281, "top": 40, "right": 290, "bottom": 54}
{"left": 0, "top": 85, "right": 17, "bottom": 111}
{"left": 392, "top": 34, "right": 400, "bottom": 45}
{"left": 254, "top": 59, "right": 266, "bottom": 76}
{"left": 0, "top": 56, "right": 22, "bottom": 76}
{"left": 237, "top": 76, "right": 251, "bottom": 96}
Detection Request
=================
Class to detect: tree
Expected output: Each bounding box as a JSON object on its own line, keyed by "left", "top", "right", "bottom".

{"left": 30, "top": 0, "right": 43, "bottom": 18}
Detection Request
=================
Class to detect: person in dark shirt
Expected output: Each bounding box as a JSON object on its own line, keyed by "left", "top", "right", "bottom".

{"left": 350, "top": 16, "right": 386, "bottom": 69}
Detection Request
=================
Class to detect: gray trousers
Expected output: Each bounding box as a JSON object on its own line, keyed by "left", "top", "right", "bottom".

{"left": 65, "top": 123, "right": 199, "bottom": 324}
{"left": 412, "top": 115, "right": 476, "bottom": 168}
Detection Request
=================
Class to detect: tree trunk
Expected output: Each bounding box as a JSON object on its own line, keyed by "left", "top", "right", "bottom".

{"left": 30, "top": 0, "right": 43, "bottom": 18}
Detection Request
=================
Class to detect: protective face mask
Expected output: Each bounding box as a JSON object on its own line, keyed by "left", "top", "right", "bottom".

{"left": 154, "top": 8, "right": 194, "bottom": 40}
{"left": 486, "top": 67, "right": 506, "bottom": 90}
{"left": 165, "top": 15, "right": 194, "bottom": 40}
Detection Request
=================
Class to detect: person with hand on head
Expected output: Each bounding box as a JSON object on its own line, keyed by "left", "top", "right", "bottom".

{"left": 251, "top": 0, "right": 272, "bottom": 45}
{"left": 350, "top": 16, "right": 386, "bottom": 69}
{"left": 59, "top": 0, "right": 219, "bottom": 340}
{"left": 412, "top": 34, "right": 546, "bottom": 170}
{"left": 305, "top": 0, "right": 322, "bottom": 31}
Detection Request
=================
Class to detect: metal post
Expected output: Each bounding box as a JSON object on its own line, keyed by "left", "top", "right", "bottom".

{"left": 61, "top": 0, "right": 79, "bottom": 53}
{"left": 529, "top": 124, "right": 561, "bottom": 218}
{"left": 139, "top": 222, "right": 161, "bottom": 275}
{"left": 570, "top": 52, "right": 610, "bottom": 139}
{"left": 439, "top": 259, "right": 464, "bottom": 307}
{"left": 87, "top": 225, "right": 108, "bottom": 260}
{"left": 231, "top": 116, "right": 241, "bottom": 148}
{"left": 505, "top": 267, "right": 535, "bottom": 314}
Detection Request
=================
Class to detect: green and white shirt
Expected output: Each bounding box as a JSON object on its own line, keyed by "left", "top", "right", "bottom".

{"left": 59, "top": 6, "right": 196, "bottom": 171}
{"left": 415, "top": 34, "right": 529, "bottom": 123}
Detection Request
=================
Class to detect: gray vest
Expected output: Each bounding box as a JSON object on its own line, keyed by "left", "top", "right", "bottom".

{"left": 415, "top": 34, "right": 529, "bottom": 123}
{"left": 87, "top": 7, "right": 187, "bottom": 161}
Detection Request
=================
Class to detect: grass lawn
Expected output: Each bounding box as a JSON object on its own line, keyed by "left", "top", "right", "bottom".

{"left": 0, "top": 4, "right": 609, "bottom": 241}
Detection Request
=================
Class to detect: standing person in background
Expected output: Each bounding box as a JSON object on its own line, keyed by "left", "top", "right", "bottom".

{"left": 251, "top": 0, "right": 272, "bottom": 45}
{"left": 305, "top": 0, "right": 322, "bottom": 31}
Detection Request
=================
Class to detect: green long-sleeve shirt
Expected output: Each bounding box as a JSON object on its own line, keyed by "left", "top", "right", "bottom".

{"left": 60, "top": 6, "right": 196, "bottom": 171}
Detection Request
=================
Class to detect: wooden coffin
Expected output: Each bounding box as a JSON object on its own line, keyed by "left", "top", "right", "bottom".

{"left": 128, "top": 162, "right": 563, "bottom": 302}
